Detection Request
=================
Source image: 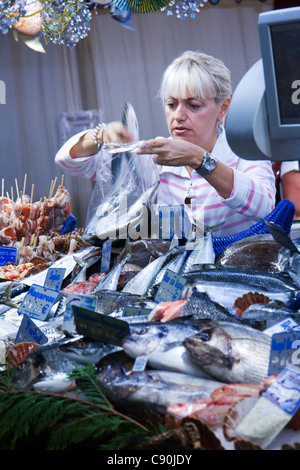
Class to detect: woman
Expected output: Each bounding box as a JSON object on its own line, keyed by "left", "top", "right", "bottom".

{"left": 55, "top": 50, "right": 276, "bottom": 237}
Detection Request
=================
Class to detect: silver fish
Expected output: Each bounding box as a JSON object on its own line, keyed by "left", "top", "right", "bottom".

{"left": 95, "top": 181, "right": 159, "bottom": 242}
{"left": 92, "top": 253, "right": 131, "bottom": 293}
{"left": 0, "top": 281, "right": 28, "bottom": 309}
{"left": 98, "top": 369, "right": 223, "bottom": 414}
{"left": 183, "top": 321, "right": 272, "bottom": 384}
{"left": 185, "top": 265, "right": 298, "bottom": 293}
{"left": 12, "top": 335, "right": 116, "bottom": 390}
{"left": 122, "top": 321, "right": 214, "bottom": 378}
{"left": 122, "top": 247, "right": 180, "bottom": 296}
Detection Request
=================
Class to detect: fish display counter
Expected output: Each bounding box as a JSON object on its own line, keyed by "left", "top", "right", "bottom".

{"left": 1, "top": 219, "right": 300, "bottom": 449}
{"left": 1, "top": 176, "right": 300, "bottom": 449}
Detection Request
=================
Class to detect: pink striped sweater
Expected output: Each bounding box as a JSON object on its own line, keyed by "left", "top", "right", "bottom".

{"left": 55, "top": 130, "right": 276, "bottom": 237}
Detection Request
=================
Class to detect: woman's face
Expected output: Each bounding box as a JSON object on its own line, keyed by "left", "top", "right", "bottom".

{"left": 164, "top": 90, "right": 229, "bottom": 152}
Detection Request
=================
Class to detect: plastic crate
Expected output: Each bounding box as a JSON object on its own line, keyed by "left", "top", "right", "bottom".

{"left": 212, "top": 199, "right": 296, "bottom": 259}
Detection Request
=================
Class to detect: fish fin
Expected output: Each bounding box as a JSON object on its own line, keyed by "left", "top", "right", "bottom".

{"left": 13, "top": 30, "right": 46, "bottom": 53}
{"left": 263, "top": 219, "right": 299, "bottom": 254}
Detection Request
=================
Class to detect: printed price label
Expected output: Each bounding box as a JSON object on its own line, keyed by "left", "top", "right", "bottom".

{"left": 131, "top": 356, "right": 148, "bottom": 373}
{"left": 268, "top": 329, "right": 300, "bottom": 375}
{"left": 15, "top": 314, "right": 48, "bottom": 345}
{"left": 101, "top": 239, "right": 112, "bottom": 273}
{"left": 154, "top": 268, "right": 187, "bottom": 303}
{"left": 264, "top": 367, "right": 300, "bottom": 415}
{"left": 0, "top": 245, "right": 17, "bottom": 266}
{"left": 73, "top": 305, "right": 130, "bottom": 345}
{"left": 264, "top": 317, "right": 299, "bottom": 336}
{"left": 63, "top": 294, "right": 97, "bottom": 335}
{"left": 44, "top": 267, "right": 66, "bottom": 291}
{"left": 18, "top": 284, "right": 60, "bottom": 321}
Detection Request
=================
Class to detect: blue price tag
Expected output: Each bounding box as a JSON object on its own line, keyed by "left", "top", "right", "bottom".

{"left": 15, "top": 314, "right": 48, "bottom": 345}
{"left": 268, "top": 329, "right": 300, "bottom": 375}
{"left": 44, "top": 267, "right": 66, "bottom": 291}
{"left": 18, "top": 283, "right": 60, "bottom": 321}
{"left": 154, "top": 268, "right": 187, "bottom": 303}
{"left": 101, "top": 239, "right": 112, "bottom": 273}
{"left": 0, "top": 246, "right": 17, "bottom": 266}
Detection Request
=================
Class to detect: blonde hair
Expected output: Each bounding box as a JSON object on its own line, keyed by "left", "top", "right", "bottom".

{"left": 159, "top": 50, "right": 232, "bottom": 104}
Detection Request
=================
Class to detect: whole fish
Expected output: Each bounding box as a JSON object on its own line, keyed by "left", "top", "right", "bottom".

{"left": 180, "top": 290, "right": 264, "bottom": 329}
{"left": 183, "top": 233, "right": 216, "bottom": 273}
{"left": 183, "top": 321, "right": 272, "bottom": 384}
{"left": 122, "top": 247, "right": 181, "bottom": 297}
{"left": 95, "top": 181, "right": 159, "bottom": 242}
{"left": 185, "top": 265, "right": 298, "bottom": 293}
{"left": 92, "top": 253, "right": 131, "bottom": 293}
{"left": 121, "top": 321, "right": 214, "bottom": 378}
{"left": 12, "top": 335, "right": 119, "bottom": 390}
{"left": 98, "top": 369, "right": 223, "bottom": 414}
{"left": 215, "top": 233, "right": 282, "bottom": 272}
{"left": 238, "top": 301, "right": 300, "bottom": 328}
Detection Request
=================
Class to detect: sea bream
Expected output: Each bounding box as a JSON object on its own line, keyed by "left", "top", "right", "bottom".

{"left": 121, "top": 321, "right": 214, "bottom": 378}
{"left": 183, "top": 321, "right": 272, "bottom": 384}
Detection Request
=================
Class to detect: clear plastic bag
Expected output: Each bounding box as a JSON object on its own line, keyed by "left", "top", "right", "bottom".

{"left": 83, "top": 150, "right": 159, "bottom": 245}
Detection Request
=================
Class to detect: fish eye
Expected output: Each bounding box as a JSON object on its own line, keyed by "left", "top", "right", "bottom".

{"left": 199, "top": 329, "right": 212, "bottom": 341}
{"left": 17, "top": 362, "right": 26, "bottom": 370}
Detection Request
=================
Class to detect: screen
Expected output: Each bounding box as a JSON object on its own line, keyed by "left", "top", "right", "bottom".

{"left": 271, "top": 21, "right": 300, "bottom": 126}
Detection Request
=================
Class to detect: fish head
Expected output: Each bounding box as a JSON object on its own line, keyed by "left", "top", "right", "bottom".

{"left": 58, "top": 336, "right": 119, "bottom": 365}
{"left": 12, "top": 350, "right": 47, "bottom": 390}
{"left": 183, "top": 322, "right": 234, "bottom": 371}
{"left": 122, "top": 323, "right": 169, "bottom": 358}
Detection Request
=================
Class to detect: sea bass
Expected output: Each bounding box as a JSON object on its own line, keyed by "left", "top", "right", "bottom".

{"left": 121, "top": 321, "right": 214, "bottom": 378}
{"left": 183, "top": 321, "right": 272, "bottom": 384}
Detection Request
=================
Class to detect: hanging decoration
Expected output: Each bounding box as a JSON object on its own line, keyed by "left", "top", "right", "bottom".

{"left": 0, "top": 0, "right": 270, "bottom": 51}
{"left": 161, "top": 0, "right": 207, "bottom": 18}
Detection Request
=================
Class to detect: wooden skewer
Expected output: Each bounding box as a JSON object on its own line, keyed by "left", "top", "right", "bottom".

{"left": 61, "top": 174, "right": 64, "bottom": 187}
{"left": 23, "top": 173, "right": 27, "bottom": 197}
{"left": 1, "top": 178, "right": 4, "bottom": 198}
{"left": 15, "top": 178, "right": 19, "bottom": 200}
{"left": 30, "top": 184, "right": 34, "bottom": 203}
{"left": 49, "top": 176, "right": 57, "bottom": 199}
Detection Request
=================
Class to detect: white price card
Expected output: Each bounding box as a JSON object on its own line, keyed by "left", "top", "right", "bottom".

{"left": 154, "top": 268, "right": 187, "bottom": 303}
{"left": 18, "top": 284, "right": 60, "bottom": 321}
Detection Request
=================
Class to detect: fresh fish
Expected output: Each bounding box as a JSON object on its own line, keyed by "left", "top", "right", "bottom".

{"left": 0, "top": 281, "right": 28, "bottom": 309}
{"left": 32, "top": 372, "right": 76, "bottom": 394}
{"left": 95, "top": 289, "right": 151, "bottom": 316}
{"left": 190, "top": 282, "right": 295, "bottom": 312}
{"left": 71, "top": 247, "right": 102, "bottom": 282}
{"left": 183, "top": 233, "right": 216, "bottom": 273}
{"left": 11, "top": 335, "right": 116, "bottom": 390}
{"left": 95, "top": 181, "right": 159, "bottom": 242}
{"left": 238, "top": 301, "right": 300, "bottom": 328}
{"left": 146, "top": 250, "right": 188, "bottom": 298}
{"left": 183, "top": 321, "right": 272, "bottom": 384}
{"left": 98, "top": 369, "right": 223, "bottom": 414}
{"left": 180, "top": 290, "right": 264, "bottom": 328}
{"left": 121, "top": 321, "right": 214, "bottom": 378}
{"left": 216, "top": 233, "right": 282, "bottom": 272}
{"left": 185, "top": 265, "right": 298, "bottom": 293}
{"left": 263, "top": 220, "right": 300, "bottom": 254}
{"left": 92, "top": 253, "right": 131, "bottom": 293}
{"left": 122, "top": 247, "right": 180, "bottom": 296}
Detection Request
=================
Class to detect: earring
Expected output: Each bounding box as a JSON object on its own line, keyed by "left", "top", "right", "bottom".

{"left": 216, "top": 119, "right": 223, "bottom": 136}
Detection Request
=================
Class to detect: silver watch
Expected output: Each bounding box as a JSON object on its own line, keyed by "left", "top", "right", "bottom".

{"left": 195, "top": 151, "right": 218, "bottom": 176}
